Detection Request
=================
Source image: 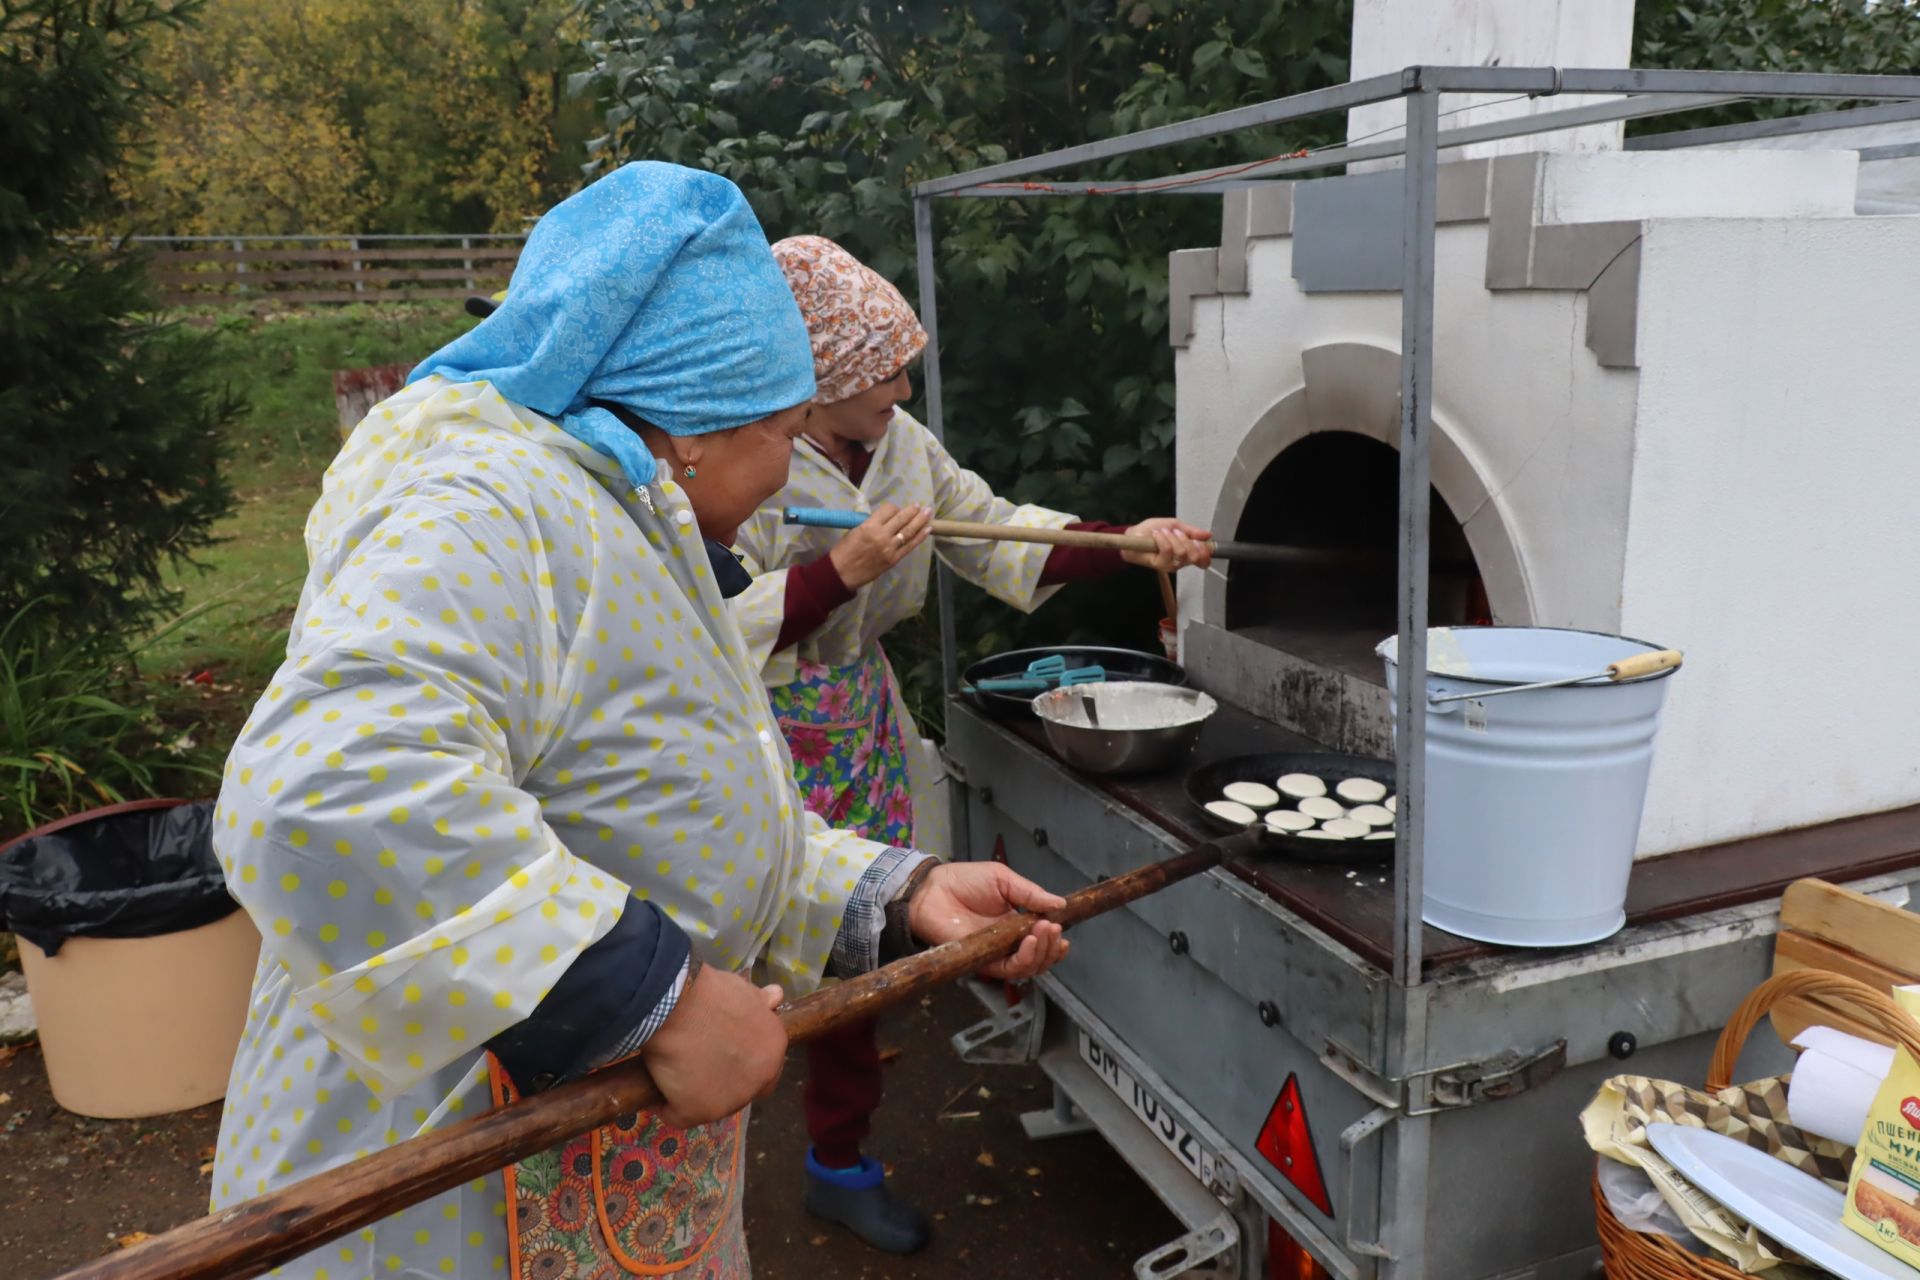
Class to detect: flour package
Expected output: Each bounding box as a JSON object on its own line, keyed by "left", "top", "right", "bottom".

{"left": 1842, "top": 985, "right": 1920, "bottom": 1261}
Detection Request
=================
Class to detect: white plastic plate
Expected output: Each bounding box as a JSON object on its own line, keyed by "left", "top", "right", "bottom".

{"left": 1645, "top": 1123, "right": 1918, "bottom": 1280}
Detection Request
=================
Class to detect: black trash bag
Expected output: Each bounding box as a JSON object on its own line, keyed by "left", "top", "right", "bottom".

{"left": 0, "top": 801, "right": 237, "bottom": 956}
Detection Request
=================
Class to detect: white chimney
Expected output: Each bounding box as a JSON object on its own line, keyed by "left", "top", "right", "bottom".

{"left": 1345, "top": 0, "right": 1637, "bottom": 161}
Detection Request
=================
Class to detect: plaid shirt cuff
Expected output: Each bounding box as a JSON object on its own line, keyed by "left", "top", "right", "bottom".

{"left": 592, "top": 957, "right": 693, "bottom": 1069}
{"left": 829, "top": 848, "right": 931, "bottom": 980}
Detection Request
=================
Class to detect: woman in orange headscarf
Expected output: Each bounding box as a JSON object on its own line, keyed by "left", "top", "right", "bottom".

{"left": 730, "top": 236, "right": 1212, "bottom": 1253}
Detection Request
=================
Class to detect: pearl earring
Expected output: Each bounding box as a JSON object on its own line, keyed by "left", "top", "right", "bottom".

{"left": 683, "top": 465, "right": 696, "bottom": 478}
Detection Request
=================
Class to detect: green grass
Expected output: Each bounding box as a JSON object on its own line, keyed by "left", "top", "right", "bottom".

{"left": 137, "top": 304, "right": 478, "bottom": 760}
{"left": 143, "top": 304, "right": 476, "bottom": 686}
{"left": 0, "top": 304, "right": 476, "bottom": 844}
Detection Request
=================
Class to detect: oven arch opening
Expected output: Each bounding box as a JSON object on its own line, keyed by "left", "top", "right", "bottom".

{"left": 1225, "top": 431, "right": 1484, "bottom": 683}
{"left": 1194, "top": 342, "right": 1535, "bottom": 694}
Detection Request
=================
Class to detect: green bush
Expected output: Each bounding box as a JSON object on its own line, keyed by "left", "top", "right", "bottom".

{"left": 0, "top": 0, "right": 242, "bottom": 655}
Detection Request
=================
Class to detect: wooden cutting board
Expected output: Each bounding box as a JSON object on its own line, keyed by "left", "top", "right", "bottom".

{"left": 1771, "top": 878, "right": 1920, "bottom": 1046}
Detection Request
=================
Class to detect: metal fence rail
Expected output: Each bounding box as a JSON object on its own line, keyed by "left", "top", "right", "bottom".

{"left": 125, "top": 234, "right": 527, "bottom": 306}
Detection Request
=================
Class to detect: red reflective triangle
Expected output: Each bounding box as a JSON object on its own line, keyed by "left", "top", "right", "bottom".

{"left": 1255, "top": 1074, "right": 1332, "bottom": 1217}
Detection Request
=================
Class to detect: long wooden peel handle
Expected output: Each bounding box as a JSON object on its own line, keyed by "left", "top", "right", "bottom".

{"left": 927, "top": 521, "right": 1469, "bottom": 572}
{"left": 929, "top": 518, "right": 1160, "bottom": 552}
{"left": 791, "top": 509, "right": 1470, "bottom": 572}
{"left": 931, "top": 520, "right": 1285, "bottom": 565}
{"left": 1607, "top": 648, "right": 1684, "bottom": 681}
{"left": 57, "top": 837, "right": 1245, "bottom": 1280}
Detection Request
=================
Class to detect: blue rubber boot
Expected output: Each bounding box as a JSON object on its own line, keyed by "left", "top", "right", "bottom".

{"left": 803, "top": 1149, "right": 931, "bottom": 1255}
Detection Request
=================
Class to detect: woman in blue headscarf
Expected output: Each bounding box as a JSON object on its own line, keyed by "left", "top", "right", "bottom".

{"left": 210, "top": 162, "right": 1069, "bottom": 1280}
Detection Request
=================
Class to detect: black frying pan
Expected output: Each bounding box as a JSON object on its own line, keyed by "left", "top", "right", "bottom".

{"left": 961, "top": 646, "right": 1186, "bottom": 720}
{"left": 1184, "top": 751, "right": 1396, "bottom": 866}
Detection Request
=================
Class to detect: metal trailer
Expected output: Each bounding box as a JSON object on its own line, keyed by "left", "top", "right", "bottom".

{"left": 906, "top": 69, "right": 1920, "bottom": 1279}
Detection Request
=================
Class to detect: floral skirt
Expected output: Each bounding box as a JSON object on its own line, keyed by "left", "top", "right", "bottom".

{"left": 770, "top": 647, "right": 913, "bottom": 846}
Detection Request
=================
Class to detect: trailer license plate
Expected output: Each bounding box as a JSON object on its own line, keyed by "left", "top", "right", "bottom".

{"left": 1078, "top": 1027, "right": 1222, "bottom": 1188}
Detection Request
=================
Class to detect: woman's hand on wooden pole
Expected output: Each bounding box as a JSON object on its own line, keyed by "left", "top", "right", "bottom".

{"left": 639, "top": 966, "right": 787, "bottom": 1128}
{"left": 1121, "top": 517, "right": 1213, "bottom": 571}
{"left": 907, "top": 861, "right": 1070, "bottom": 981}
{"left": 827, "top": 502, "right": 933, "bottom": 588}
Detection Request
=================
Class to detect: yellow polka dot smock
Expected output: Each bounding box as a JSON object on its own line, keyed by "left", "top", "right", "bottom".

{"left": 208, "top": 377, "right": 892, "bottom": 1278}
{"left": 734, "top": 410, "right": 1075, "bottom": 689}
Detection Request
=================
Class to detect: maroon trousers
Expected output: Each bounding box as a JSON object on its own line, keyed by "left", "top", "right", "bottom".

{"left": 780, "top": 507, "right": 1134, "bottom": 1172}
{"left": 804, "top": 1015, "right": 884, "bottom": 1169}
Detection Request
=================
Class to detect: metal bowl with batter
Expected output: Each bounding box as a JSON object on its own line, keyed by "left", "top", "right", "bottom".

{"left": 1032, "top": 681, "right": 1217, "bottom": 776}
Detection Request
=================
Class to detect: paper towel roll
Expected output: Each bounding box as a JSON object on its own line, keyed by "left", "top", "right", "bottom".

{"left": 1796, "top": 1025, "right": 1899, "bottom": 1075}
{"left": 1789, "top": 1026, "right": 1899, "bottom": 1148}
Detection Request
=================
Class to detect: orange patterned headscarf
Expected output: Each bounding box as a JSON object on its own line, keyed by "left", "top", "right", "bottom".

{"left": 772, "top": 235, "right": 928, "bottom": 405}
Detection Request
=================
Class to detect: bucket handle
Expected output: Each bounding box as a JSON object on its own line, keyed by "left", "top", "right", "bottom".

{"left": 1427, "top": 648, "right": 1683, "bottom": 707}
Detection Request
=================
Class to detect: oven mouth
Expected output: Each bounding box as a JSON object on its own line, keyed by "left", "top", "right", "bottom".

{"left": 1223, "top": 431, "right": 1487, "bottom": 685}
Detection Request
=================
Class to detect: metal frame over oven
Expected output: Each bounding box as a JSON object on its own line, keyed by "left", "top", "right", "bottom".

{"left": 909, "top": 69, "right": 1920, "bottom": 1280}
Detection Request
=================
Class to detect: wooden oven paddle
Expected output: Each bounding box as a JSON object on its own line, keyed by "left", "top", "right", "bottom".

{"left": 783, "top": 506, "right": 1480, "bottom": 572}
{"left": 787, "top": 506, "right": 1390, "bottom": 564}
{"left": 54, "top": 832, "right": 1261, "bottom": 1280}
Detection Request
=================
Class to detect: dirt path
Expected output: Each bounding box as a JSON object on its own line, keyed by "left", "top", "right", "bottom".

{"left": 744, "top": 985, "right": 1177, "bottom": 1277}
{"left": 4, "top": 987, "right": 1174, "bottom": 1278}
{"left": 0, "top": 1044, "right": 222, "bottom": 1273}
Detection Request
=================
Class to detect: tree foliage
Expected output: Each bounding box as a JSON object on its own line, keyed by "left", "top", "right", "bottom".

{"left": 572, "top": 0, "right": 1913, "bottom": 720}
{"left": 114, "top": 0, "right": 598, "bottom": 234}
{"left": 575, "top": 0, "right": 1355, "bottom": 685}
{"left": 0, "top": 0, "right": 239, "bottom": 652}
{"left": 1638, "top": 0, "right": 1920, "bottom": 80}
{"left": 1634, "top": 0, "right": 1920, "bottom": 132}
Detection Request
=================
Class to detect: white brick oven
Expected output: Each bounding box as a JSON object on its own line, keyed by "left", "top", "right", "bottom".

{"left": 1171, "top": 144, "right": 1920, "bottom": 859}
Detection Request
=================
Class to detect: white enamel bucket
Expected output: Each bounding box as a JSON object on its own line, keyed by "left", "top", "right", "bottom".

{"left": 1377, "top": 626, "right": 1679, "bottom": 947}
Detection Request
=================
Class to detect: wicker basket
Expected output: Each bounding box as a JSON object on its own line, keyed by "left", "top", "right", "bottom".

{"left": 1594, "top": 968, "right": 1920, "bottom": 1279}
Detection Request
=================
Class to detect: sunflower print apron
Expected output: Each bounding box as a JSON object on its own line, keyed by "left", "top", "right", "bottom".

{"left": 493, "top": 1058, "right": 749, "bottom": 1279}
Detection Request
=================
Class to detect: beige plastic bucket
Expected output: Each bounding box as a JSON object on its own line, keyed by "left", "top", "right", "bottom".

{"left": 17, "top": 907, "right": 260, "bottom": 1118}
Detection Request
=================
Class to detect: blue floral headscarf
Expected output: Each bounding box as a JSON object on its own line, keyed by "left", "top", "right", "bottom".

{"left": 410, "top": 162, "right": 816, "bottom": 490}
